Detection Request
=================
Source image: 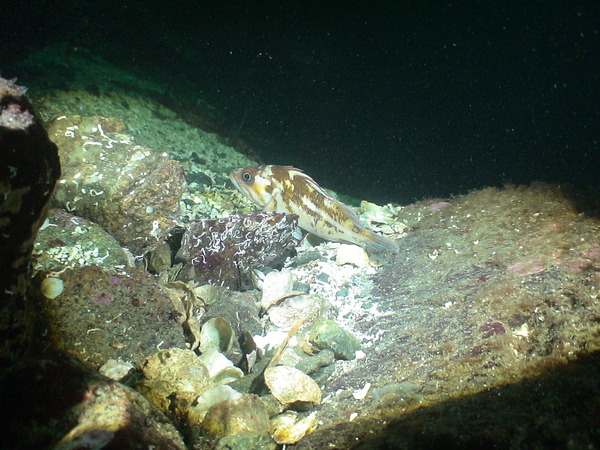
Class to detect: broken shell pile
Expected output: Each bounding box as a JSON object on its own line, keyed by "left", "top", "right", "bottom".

{"left": 145, "top": 226, "right": 406, "bottom": 446}
{"left": 132, "top": 201, "right": 404, "bottom": 446}
{"left": 135, "top": 319, "right": 324, "bottom": 445}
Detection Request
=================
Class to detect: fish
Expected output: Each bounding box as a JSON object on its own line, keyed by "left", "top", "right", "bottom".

{"left": 229, "top": 165, "right": 399, "bottom": 253}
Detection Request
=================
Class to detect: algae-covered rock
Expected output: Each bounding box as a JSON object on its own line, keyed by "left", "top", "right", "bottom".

{"left": 2, "top": 353, "right": 186, "bottom": 449}
{"left": 279, "top": 347, "right": 335, "bottom": 375}
{"left": 175, "top": 212, "right": 298, "bottom": 289}
{"left": 0, "top": 76, "right": 60, "bottom": 365}
{"left": 309, "top": 319, "right": 361, "bottom": 360}
{"left": 200, "top": 394, "right": 270, "bottom": 437}
{"left": 212, "top": 433, "right": 277, "bottom": 450}
{"left": 42, "top": 265, "right": 186, "bottom": 369}
{"left": 137, "top": 348, "right": 212, "bottom": 423}
{"left": 34, "top": 208, "right": 130, "bottom": 272}
{"left": 47, "top": 115, "right": 186, "bottom": 255}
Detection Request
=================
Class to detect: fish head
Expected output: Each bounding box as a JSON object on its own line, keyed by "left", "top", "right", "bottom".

{"left": 229, "top": 165, "right": 275, "bottom": 208}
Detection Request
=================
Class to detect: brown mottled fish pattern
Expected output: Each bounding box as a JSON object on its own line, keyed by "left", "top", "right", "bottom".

{"left": 230, "top": 165, "right": 399, "bottom": 253}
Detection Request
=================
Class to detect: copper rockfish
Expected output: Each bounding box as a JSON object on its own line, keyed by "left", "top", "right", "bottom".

{"left": 230, "top": 165, "right": 399, "bottom": 253}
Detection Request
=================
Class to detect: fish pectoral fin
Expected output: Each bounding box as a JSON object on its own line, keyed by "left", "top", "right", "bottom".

{"left": 261, "top": 188, "right": 281, "bottom": 212}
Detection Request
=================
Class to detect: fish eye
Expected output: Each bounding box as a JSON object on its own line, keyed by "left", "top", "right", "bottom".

{"left": 242, "top": 172, "right": 252, "bottom": 182}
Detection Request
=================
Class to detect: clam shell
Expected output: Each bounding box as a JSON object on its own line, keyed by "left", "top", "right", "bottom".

{"left": 335, "top": 244, "right": 371, "bottom": 267}
{"left": 41, "top": 277, "right": 64, "bottom": 299}
{"left": 199, "top": 317, "right": 234, "bottom": 353}
{"left": 260, "top": 269, "right": 296, "bottom": 311}
{"left": 198, "top": 347, "right": 244, "bottom": 384}
{"left": 264, "top": 365, "right": 322, "bottom": 409}
{"left": 188, "top": 385, "right": 242, "bottom": 425}
{"left": 199, "top": 347, "right": 233, "bottom": 377}
{"left": 201, "top": 394, "right": 269, "bottom": 437}
{"left": 271, "top": 411, "right": 318, "bottom": 445}
{"left": 211, "top": 365, "right": 244, "bottom": 386}
{"left": 99, "top": 358, "right": 134, "bottom": 381}
{"left": 267, "top": 294, "right": 321, "bottom": 330}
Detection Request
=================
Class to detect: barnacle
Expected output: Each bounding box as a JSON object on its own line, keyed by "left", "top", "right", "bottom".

{"left": 175, "top": 212, "right": 299, "bottom": 290}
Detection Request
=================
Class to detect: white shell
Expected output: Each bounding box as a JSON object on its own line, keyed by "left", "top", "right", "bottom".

{"left": 359, "top": 200, "right": 401, "bottom": 223}
{"left": 190, "top": 385, "right": 242, "bottom": 424}
{"left": 41, "top": 277, "right": 64, "bottom": 299}
{"left": 264, "top": 365, "right": 322, "bottom": 408}
{"left": 199, "top": 347, "right": 233, "bottom": 376}
{"left": 198, "top": 347, "right": 243, "bottom": 384}
{"left": 267, "top": 294, "right": 321, "bottom": 329}
{"left": 199, "top": 317, "right": 234, "bottom": 353}
{"left": 359, "top": 200, "right": 406, "bottom": 234}
{"left": 270, "top": 411, "right": 318, "bottom": 444}
{"left": 260, "top": 269, "right": 295, "bottom": 311}
{"left": 335, "top": 244, "right": 371, "bottom": 267}
{"left": 98, "top": 358, "right": 134, "bottom": 381}
{"left": 211, "top": 365, "right": 244, "bottom": 386}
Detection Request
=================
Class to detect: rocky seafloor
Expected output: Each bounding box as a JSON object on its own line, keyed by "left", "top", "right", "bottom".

{"left": 7, "top": 46, "right": 600, "bottom": 448}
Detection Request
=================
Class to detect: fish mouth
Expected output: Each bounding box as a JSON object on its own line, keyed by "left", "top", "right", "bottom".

{"left": 229, "top": 169, "right": 242, "bottom": 192}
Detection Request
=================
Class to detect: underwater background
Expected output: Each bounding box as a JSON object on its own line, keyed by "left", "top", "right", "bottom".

{"left": 3, "top": 0, "right": 598, "bottom": 204}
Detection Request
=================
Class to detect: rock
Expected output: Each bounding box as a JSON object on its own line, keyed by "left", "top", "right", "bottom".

{"left": 34, "top": 208, "right": 131, "bottom": 272}
{"left": 200, "top": 394, "right": 270, "bottom": 437}
{"left": 56, "top": 379, "right": 185, "bottom": 449}
{"left": 2, "top": 353, "right": 185, "bottom": 449}
{"left": 41, "top": 265, "right": 187, "bottom": 368}
{"left": 212, "top": 432, "right": 277, "bottom": 450}
{"left": 279, "top": 347, "right": 335, "bottom": 375}
{"left": 309, "top": 319, "right": 361, "bottom": 360}
{"left": 0, "top": 76, "right": 60, "bottom": 365}
{"left": 136, "top": 348, "right": 212, "bottom": 424}
{"left": 175, "top": 212, "right": 298, "bottom": 290}
{"left": 290, "top": 249, "right": 323, "bottom": 267}
{"left": 47, "top": 115, "right": 186, "bottom": 255}
{"left": 0, "top": 77, "right": 184, "bottom": 449}
{"left": 203, "top": 289, "right": 263, "bottom": 338}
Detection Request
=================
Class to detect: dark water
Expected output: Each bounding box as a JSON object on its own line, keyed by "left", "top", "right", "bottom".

{"left": 3, "top": 0, "right": 599, "bottom": 204}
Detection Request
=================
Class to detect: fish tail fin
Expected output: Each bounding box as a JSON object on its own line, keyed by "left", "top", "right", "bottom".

{"left": 362, "top": 231, "right": 400, "bottom": 254}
